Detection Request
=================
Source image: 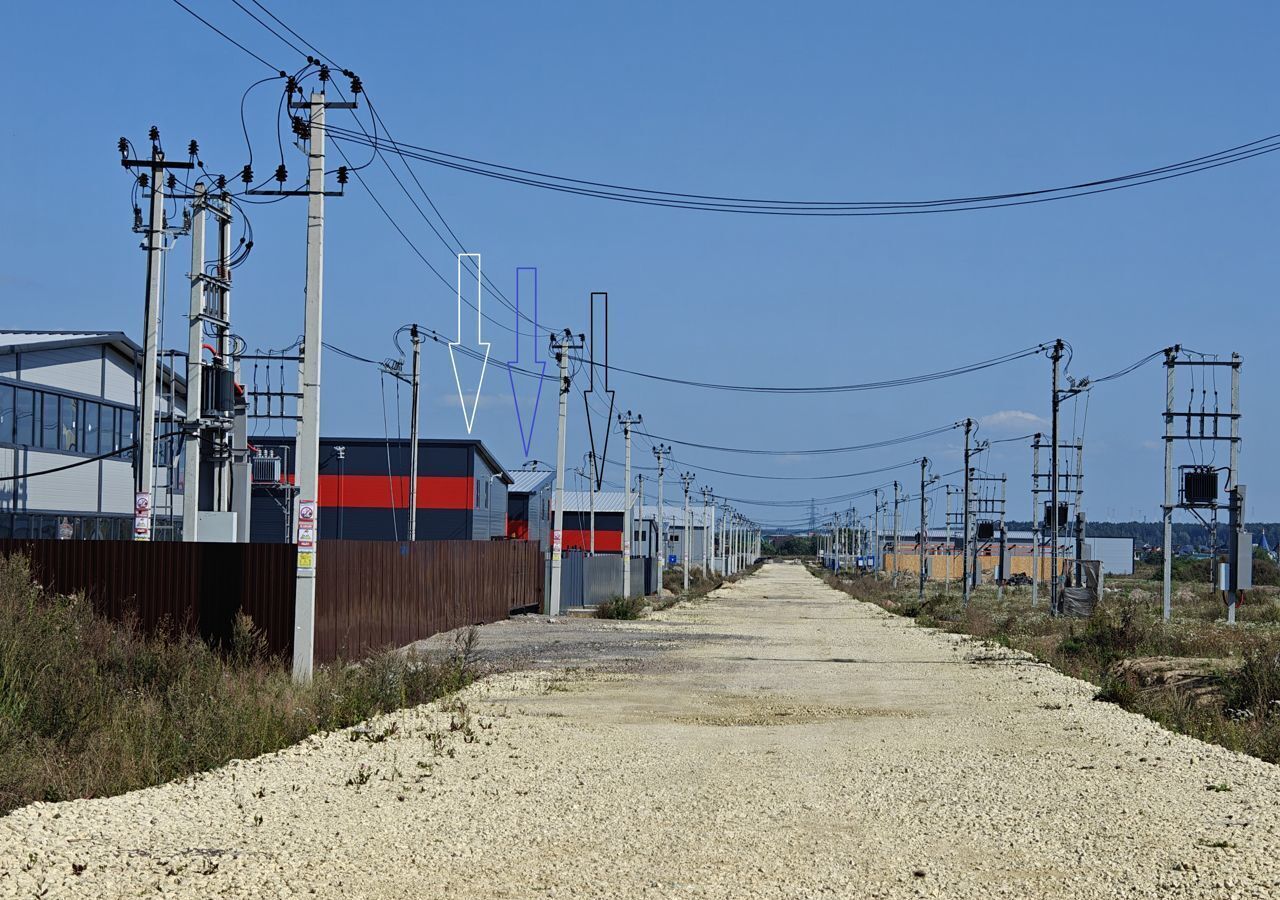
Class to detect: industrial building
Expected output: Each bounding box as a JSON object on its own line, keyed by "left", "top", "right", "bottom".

{"left": 506, "top": 467, "right": 555, "bottom": 549}
{"left": 553, "top": 491, "right": 718, "bottom": 564}
{"left": 0, "top": 330, "right": 186, "bottom": 539}
{"left": 248, "top": 436, "right": 512, "bottom": 542}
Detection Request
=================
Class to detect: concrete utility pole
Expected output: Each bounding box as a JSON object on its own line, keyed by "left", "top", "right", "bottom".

{"left": 680, "top": 472, "right": 695, "bottom": 592}
{"left": 182, "top": 181, "right": 207, "bottom": 543}
{"left": 919, "top": 457, "right": 931, "bottom": 601}
{"left": 1160, "top": 347, "right": 1177, "bottom": 621}
{"left": 549, "top": 330, "right": 585, "bottom": 616}
{"left": 406, "top": 325, "right": 423, "bottom": 541}
{"left": 1031, "top": 434, "right": 1041, "bottom": 608}
{"left": 700, "top": 486, "right": 714, "bottom": 574}
{"left": 873, "top": 488, "right": 883, "bottom": 579}
{"left": 721, "top": 501, "right": 731, "bottom": 574}
{"left": 943, "top": 487, "right": 956, "bottom": 597}
{"left": 291, "top": 93, "right": 329, "bottom": 680}
{"left": 962, "top": 417, "right": 974, "bottom": 608}
{"left": 652, "top": 444, "right": 671, "bottom": 591}
{"left": 122, "top": 129, "right": 196, "bottom": 542}
{"left": 588, "top": 450, "right": 597, "bottom": 554}
{"left": 1050, "top": 339, "right": 1064, "bottom": 616}
{"left": 892, "top": 481, "right": 902, "bottom": 588}
{"left": 619, "top": 411, "right": 642, "bottom": 597}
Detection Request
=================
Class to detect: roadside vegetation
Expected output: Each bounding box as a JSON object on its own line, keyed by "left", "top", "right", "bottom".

{"left": 0, "top": 553, "right": 480, "bottom": 815}
{"left": 594, "top": 595, "right": 646, "bottom": 620}
{"left": 815, "top": 561, "right": 1280, "bottom": 763}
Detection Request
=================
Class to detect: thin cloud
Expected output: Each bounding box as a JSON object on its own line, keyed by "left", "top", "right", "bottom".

{"left": 979, "top": 409, "right": 1047, "bottom": 433}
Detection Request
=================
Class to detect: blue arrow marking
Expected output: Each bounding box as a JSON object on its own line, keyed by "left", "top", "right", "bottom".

{"left": 506, "top": 267, "right": 546, "bottom": 456}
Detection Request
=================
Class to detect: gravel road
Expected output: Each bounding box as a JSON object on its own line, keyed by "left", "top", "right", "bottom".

{"left": 4, "top": 562, "right": 1280, "bottom": 898}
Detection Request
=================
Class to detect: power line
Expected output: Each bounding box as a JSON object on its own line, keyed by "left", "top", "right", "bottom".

{"left": 638, "top": 422, "right": 960, "bottom": 456}
{"left": 323, "top": 125, "right": 1280, "bottom": 216}
{"left": 167, "top": 0, "right": 282, "bottom": 72}
{"left": 571, "top": 343, "right": 1050, "bottom": 394}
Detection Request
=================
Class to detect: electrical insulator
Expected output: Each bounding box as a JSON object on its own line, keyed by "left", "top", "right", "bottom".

{"left": 182, "top": 209, "right": 191, "bottom": 231}
{"left": 318, "top": 64, "right": 330, "bottom": 82}
{"left": 286, "top": 75, "right": 298, "bottom": 95}
{"left": 349, "top": 75, "right": 362, "bottom": 95}
{"left": 216, "top": 174, "right": 227, "bottom": 190}
{"left": 274, "top": 164, "right": 288, "bottom": 184}
{"left": 148, "top": 125, "right": 160, "bottom": 142}
{"left": 336, "top": 166, "right": 349, "bottom": 185}
{"left": 167, "top": 173, "right": 177, "bottom": 190}
{"left": 187, "top": 140, "right": 199, "bottom": 157}
{"left": 241, "top": 165, "right": 253, "bottom": 185}
{"left": 133, "top": 207, "right": 143, "bottom": 229}
{"left": 138, "top": 173, "right": 149, "bottom": 188}
{"left": 117, "top": 137, "right": 128, "bottom": 157}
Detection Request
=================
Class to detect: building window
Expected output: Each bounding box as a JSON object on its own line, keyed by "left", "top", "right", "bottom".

{"left": 99, "top": 404, "right": 114, "bottom": 453}
{"left": 59, "top": 396, "right": 78, "bottom": 452}
{"left": 40, "top": 393, "right": 58, "bottom": 449}
{"left": 13, "top": 388, "right": 33, "bottom": 446}
{"left": 0, "top": 384, "right": 11, "bottom": 444}
{"left": 119, "top": 409, "right": 136, "bottom": 459}
{"left": 82, "top": 401, "right": 100, "bottom": 455}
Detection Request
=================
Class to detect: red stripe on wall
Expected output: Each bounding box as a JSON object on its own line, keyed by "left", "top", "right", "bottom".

{"left": 317, "top": 475, "right": 474, "bottom": 509}
{"left": 561, "top": 529, "right": 623, "bottom": 552}
{"left": 507, "top": 520, "right": 529, "bottom": 540}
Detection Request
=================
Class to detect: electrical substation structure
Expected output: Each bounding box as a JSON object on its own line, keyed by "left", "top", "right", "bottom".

{"left": 1159, "top": 347, "right": 1248, "bottom": 623}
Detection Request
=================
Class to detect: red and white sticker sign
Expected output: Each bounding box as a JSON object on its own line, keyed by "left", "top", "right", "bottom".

{"left": 298, "top": 525, "right": 316, "bottom": 548}
{"left": 135, "top": 491, "right": 152, "bottom": 515}
{"left": 299, "top": 500, "right": 317, "bottom": 522}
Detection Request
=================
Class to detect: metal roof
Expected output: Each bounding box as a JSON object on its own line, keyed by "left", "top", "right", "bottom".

{"left": 509, "top": 469, "right": 555, "bottom": 493}
{"left": 554, "top": 492, "right": 714, "bottom": 526}
{"left": 0, "top": 330, "right": 141, "bottom": 359}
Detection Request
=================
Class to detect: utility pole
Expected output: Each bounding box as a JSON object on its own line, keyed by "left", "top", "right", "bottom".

{"left": 873, "top": 488, "right": 883, "bottom": 579}
{"left": 407, "top": 324, "right": 422, "bottom": 541}
{"left": 962, "top": 417, "right": 974, "bottom": 607}
{"left": 943, "top": 487, "right": 956, "bottom": 597}
{"left": 292, "top": 92, "right": 328, "bottom": 680}
{"left": 549, "top": 330, "right": 585, "bottom": 616}
{"left": 619, "top": 411, "right": 642, "bottom": 597}
{"left": 588, "top": 450, "right": 597, "bottom": 554}
{"left": 891, "top": 481, "right": 902, "bottom": 588}
{"left": 680, "top": 472, "right": 695, "bottom": 592}
{"left": 1050, "top": 339, "right": 1064, "bottom": 616}
{"left": 700, "top": 486, "right": 714, "bottom": 575}
{"left": 121, "top": 129, "right": 196, "bottom": 542}
{"left": 722, "top": 501, "right": 731, "bottom": 574}
{"left": 238, "top": 77, "right": 355, "bottom": 681}
{"left": 919, "top": 457, "right": 931, "bottom": 601}
{"left": 1031, "top": 434, "right": 1041, "bottom": 608}
{"left": 182, "top": 181, "right": 207, "bottom": 543}
{"left": 652, "top": 444, "right": 671, "bottom": 592}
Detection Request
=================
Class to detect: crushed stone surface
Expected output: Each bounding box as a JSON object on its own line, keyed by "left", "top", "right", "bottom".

{"left": 3, "top": 562, "right": 1279, "bottom": 898}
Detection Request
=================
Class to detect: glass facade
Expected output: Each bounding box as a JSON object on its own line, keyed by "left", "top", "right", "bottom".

{"left": 0, "top": 380, "right": 141, "bottom": 461}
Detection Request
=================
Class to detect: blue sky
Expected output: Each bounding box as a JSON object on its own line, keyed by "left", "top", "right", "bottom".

{"left": 2, "top": 1, "right": 1278, "bottom": 527}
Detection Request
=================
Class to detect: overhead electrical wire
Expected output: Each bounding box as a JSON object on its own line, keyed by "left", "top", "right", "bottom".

{"left": 638, "top": 422, "right": 960, "bottom": 456}
{"left": 323, "top": 124, "right": 1280, "bottom": 217}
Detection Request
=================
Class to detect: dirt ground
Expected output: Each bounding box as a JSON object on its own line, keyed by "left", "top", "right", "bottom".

{"left": 3, "top": 562, "right": 1280, "bottom": 898}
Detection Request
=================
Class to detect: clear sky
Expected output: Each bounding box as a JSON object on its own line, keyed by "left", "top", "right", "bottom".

{"left": 2, "top": 1, "right": 1277, "bottom": 529}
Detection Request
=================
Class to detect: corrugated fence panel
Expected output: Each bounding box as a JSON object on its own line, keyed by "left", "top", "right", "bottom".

{"left": 0, "top": 538, "right": 542, "bottom": 666}
{"left": 312, "top": 540, "right": 542, "bottom": 664}
{"left": 0, "top": 539, "right": 296, "bottom": 656}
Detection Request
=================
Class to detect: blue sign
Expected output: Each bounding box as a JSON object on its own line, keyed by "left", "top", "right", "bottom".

{"left": 668, "top": 554, "right": 678, "bottom": 565}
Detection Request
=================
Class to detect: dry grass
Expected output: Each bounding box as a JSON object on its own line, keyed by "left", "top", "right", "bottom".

{"left": 0, "top": 554, "right": 478, "bottom": 815}
{"left": 817, "top": 562, "right": 1280, "bottom": 763}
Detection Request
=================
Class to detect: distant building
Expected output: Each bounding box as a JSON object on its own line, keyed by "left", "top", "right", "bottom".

{"left": 248, "top": 436, "right": 512, "bottom": 542}
{"left": 506, "top": 467, "right": 554, "bottom": 549}
{"left": 0, "top": 330, "right": 185, "bottom": 539}
{"left": 553, "top": 491, "right": 716, "bottom": 563}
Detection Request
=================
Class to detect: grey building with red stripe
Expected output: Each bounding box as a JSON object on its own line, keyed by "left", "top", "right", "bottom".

{"left": 248, "top": 437, "right": 512, "bottom": 542}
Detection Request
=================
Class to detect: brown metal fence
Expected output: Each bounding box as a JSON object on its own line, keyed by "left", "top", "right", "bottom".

{"left": 313, "top": 540, "right": 542, "bottom": 662}
{"left": 0, "top": 538, "right": 296, "bottom": 655}
{"left": 0, "top": 538, "right": 542, "bottom": 664}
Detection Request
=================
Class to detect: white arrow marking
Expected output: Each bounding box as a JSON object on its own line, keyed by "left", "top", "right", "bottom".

{"left": 448, "top": 252, "right": 491, "bottom": 434}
